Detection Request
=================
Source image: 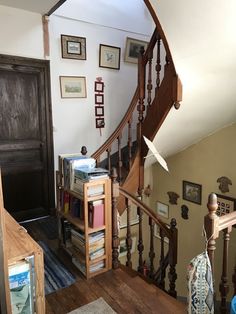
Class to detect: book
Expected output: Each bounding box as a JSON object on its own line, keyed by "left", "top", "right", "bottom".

{"left": 9, "top": 258, "right": 34, "bottom": 314}
{"left": 88, "top": 200, "right": 104, "bottom": 228}
{"left": 74, "top": 167, "right": 109, "bottom": 181}
{"left": 72, "top": 177, "right": 104, "bottom": 197}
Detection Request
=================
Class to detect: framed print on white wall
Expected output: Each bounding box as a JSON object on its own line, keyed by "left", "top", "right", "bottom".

{"left": 60, "top": 76, "right": 87, "bottom": 98}
{"left": 156, "top": 201, "right": 169, "bottom": 219}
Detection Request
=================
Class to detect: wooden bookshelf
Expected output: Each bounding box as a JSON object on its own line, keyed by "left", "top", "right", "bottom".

{"left": 56, "top": 167, "right": 112, "bottom": 279}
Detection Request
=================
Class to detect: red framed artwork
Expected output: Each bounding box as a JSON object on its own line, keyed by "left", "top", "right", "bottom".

{"left": 95, "top": 106, "right": 104, "bottom": 116}
{"left": 96, "top": 118, "right": 105, "bottom": 128}
{"left": 95, "top": 94, "right": 104, "bottom": 104}
{"left": 94, "top": 81, "right": 104, "bottom": 93}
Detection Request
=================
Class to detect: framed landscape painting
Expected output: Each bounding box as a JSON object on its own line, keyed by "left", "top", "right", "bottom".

{"left": 60, "top": 76, "right": 87, "bottom": 98}
{"left": 61, "top": 34, "right": 86, "bottom": 60}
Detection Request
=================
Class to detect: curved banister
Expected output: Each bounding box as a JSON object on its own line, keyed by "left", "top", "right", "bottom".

{"left": 119, "top": 187, "right": 172, "bottom": 240}
{"left": 92, "top": 88, "right": 139, "bottom": 160}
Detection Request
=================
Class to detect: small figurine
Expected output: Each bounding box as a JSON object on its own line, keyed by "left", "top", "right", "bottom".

{"left": 217, "top": 176, "right": 232, "bottom": 193}
{"left": 181, "top": 205, "right": 189, "bottom": 220}
{"left": 167, "top": 191, "right": 179, "bottom": 205}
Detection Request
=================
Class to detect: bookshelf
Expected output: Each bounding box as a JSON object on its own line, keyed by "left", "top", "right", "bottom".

{"left": 56, "top": 164, "right": 112, "bottom": 279}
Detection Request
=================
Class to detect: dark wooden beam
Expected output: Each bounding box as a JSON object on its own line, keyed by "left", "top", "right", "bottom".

{"left": 47, "top": 0, "right": 67, "bottom": 16}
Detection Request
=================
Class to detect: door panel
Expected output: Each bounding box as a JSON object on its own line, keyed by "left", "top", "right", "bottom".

{"left": 0, "top": 55, "right": 54, "bottom": 221}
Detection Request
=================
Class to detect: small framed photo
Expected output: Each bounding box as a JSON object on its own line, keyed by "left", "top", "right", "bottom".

{"left": 124, "top": 37, "right": 148, "bottom": 64}
{"left": 94, "top": 81, "right": 104, "bottom": 93}
{"left": 95, "top": 106, "right": 104, "bottom": 116}
{"left": 60, "top": 76, "right": 87, "bottom": 98}
{"left": 216, "top": 194, "right": 236, "bottom": 218}
{"left": 119, "top": 236, "right": 137, "bottom": 257}
{"left": 183, "top": 181, "right": 202, "bottom": 205}
{"left": 156, "top": 201, "right": 169, "bottom": 219}
{"left": 61, "top": 34, "right": 86, "bottom": 60}
{"left": 95, "top": 94, "right": 104, "bottom": 105}
{"left": 96, "top": 117, "right": 105, "bottom": 128}
{"left": 99, "top": 44, "right": 121, "bottom": 70}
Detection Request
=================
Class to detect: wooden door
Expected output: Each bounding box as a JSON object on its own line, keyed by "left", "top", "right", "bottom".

{"left": 0, "top": 55, "right": 54, "bottom": 221}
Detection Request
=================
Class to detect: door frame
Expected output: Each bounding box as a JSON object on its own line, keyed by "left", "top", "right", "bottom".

{"left": 0, "top": 54, "right": 55, "bottom": 213}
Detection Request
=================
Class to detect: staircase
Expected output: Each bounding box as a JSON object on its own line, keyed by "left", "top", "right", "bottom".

{"left": 91, "top": 0, "right": 182, "bottom": 300}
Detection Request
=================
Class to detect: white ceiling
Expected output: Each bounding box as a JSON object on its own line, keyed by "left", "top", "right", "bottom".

{"left": 0, "top": 0, "right": 60, "bottom": 14}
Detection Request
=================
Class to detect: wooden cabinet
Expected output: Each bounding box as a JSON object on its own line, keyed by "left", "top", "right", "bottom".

{"left": 56, "top": 171, "right": 112, "bottom": 279}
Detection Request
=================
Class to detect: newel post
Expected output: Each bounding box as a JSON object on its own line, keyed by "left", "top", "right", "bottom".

{"left": 168, "top": 218, "right": 178, "bottom": 298}
{"left": 204, "top": 193, "right": 219, "bottom": 275}
{"left": 111, "top": 168, "right": 120, "bottom": 269}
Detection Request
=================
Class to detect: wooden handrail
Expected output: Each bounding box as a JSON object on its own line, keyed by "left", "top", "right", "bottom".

{"left": 119, "top": 187, "right": 171, "bottom": 238}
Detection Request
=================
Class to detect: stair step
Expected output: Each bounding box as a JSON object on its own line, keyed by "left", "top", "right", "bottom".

{"left": 115, "top": 267, "right": 186, "bottom": 314}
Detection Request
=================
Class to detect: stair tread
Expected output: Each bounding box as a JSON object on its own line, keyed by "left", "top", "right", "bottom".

{"left": 115, "top": 268, "right": 186, "bottom": 313}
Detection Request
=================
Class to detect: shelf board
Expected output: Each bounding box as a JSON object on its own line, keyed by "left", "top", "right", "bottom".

{"left": 61, "top": 212, "right": 85, "bottom": 231}
{"left": 88, "top": 225, "right": 106, "bottom": 234}
{"left": 89, "top": 255, "right": 106, "bottom": 265}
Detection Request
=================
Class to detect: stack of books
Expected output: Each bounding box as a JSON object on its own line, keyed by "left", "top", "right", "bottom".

{"left": 89, "top": 260, "right": 105, "bottom": 273}
{"left": 89, "top": 231, "right": 105, "bottom": 261}
{"left": 71, "top": 228, "right": 86, "bottom": 255}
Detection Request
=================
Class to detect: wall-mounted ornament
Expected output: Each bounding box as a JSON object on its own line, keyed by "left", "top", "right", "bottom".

{"left": 167, "top": 191, "right": 179, "bottom": 205}
{"left": 181, "top": 205, "right": 189, "bottom": 220}
{"left": 144, "top": 184, "right": 152, "bottom": 197}
{"left": 217, "top": 176, "right": 232, "bottom": 193}
{"left": 94, "top": 77, "right": 105, "bottom": 135}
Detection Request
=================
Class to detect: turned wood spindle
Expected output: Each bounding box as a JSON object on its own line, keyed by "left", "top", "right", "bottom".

{"left": 137, "top": 207, "right": 144, "bottom": 273}
{"left": 125, "top": 197, "right": 132, "bottom": 268}
{"left": 155, "top": 35, "right": 161, "bottom": 92}
{"left": 149, "top": 217, "right": 155, "bottom": 277}
{"left": 168, "top": 218, "right": 177, "bottom": 298}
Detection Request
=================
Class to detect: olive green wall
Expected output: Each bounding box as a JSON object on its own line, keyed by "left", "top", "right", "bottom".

{"left": 147, "top": 123, "right": 236, "bottom": 298}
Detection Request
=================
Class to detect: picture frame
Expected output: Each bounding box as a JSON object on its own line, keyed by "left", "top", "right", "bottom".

{"left": 95, "top": 94, "right": 104, "bottom": 105}
{"left": 156, "top": 201, "right": 169, "bottom": 219}
{"left": 61, "top": 34, "right": 86, "bottom": 60}
{"left": 96, "top": 117, "right": 105, "bottom": 128}
{"left": 119, "top": 236, "right": 137, "bottom": 257}
{"left": 99, "top": 44, "right": 121, "bottom": 70}
{"left": 94, "top": 81, "right": 104, "bottom": 93}
{"left": 95, "top": 106, "right": 104, "bottom": 117}
{"left": 60, "top": 76, "right": 87, "bottom": 98}
{"left": 183, "top": 181, "right": 202, "bottom": 205}
{"left": 124, "top": 37, "right": 148, "bottom": 64}
{"left": 216, "top": 194, "right": 236, "bottom": 218}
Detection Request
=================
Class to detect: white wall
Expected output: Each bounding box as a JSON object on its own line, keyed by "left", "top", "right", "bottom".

{"left": 50, "top": 0, "right": 153, "bottom": 168}
{"left": 0, "top": 5, "right": 44, "bottom": 59}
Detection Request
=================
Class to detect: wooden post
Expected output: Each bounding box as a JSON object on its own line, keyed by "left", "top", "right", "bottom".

{"left": 168, "top": 218, "right": 177, "bottom": 298}
{"left": 0, "top": 170, "right": 12, "bottom": 313}
{"left": 111, "top": 168, "right": 120, "bottom": 269}
{"left": 137, "top": 207, "right": 144, "bottom": 273}
{"left": 204, "top": 193, "right": 219, "bottom": 275}
{"left": 125, "top": 197, "right": 132, "bottom": 268}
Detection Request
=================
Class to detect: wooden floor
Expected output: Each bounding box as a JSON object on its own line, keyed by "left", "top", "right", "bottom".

{"left": 23, "top": 217, "right": 186, "bottom": 314}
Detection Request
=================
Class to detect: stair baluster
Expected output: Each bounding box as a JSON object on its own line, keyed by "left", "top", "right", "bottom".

{"left": 168, "top": 218, "right": 177, "bottom": 298}
{"left": 147, "top": 49, "right": 153, "bottom": 109}
{"left": 219, "top": 229, "right": 230, "bottom": 314}
{"left": 111, "top": 168, "right": 120, "bottom": 269}
{"left": 159, "top": 228, "right": 166, "bottom": 289}
{"left": 155, "top": 35, "right": 161, "bottom": 92}
{"left": 127, "top": 119, "right": 132, "bottom": 170}
{"left": 137, "top": 207, "right": 144, "bottom": 273}
{"left": 106, "top": 147, "right": 111, "bottom": 172}
{"left": 149, "top": 217, "right": 155, "bottom": 277}
{"left": 125, "top": 197, "right": 132, "bottom": 268}
{"left": 117, "top": 135, "right": 122, "bottom": 182}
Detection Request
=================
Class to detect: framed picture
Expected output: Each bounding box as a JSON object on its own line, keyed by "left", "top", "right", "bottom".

{"left": 94, "top": 81, "right": 104, "bottom": 93}
{"left": 156, "top": 201, "right": 169, "bottom": 219}
{"left": 95, "top": 94, "right": 104, "bottom": 105}
{"left": 96, "top": 117, "right": 105, "bottom": 128}
{"left": 99, "top": 44, "right": 121, "bottom": 70}
{"left": 183, "top": 181, "right": 202, "bottom": 205}
{"left": 119, "top": 236, "right": 137, "bottom": 257}
{"left": 60, "top": 76, "right": 87, "bottom": 98}
{"left": 124, "top": 37, "right": 148, "bottom": 64}
{"left": 61, "top": 34, "right": 86, "bottom": 60}
{"left": 216, "top": 194, "right": 236, "bottom": 217}
{"left": 95, "top": 106, "right": 104, "bottom": 116}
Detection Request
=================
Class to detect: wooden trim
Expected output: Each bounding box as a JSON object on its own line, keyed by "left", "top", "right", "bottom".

{"left": 42, "top": 15, "right": 50, "bottom": 58}
{"left": 47, "top": 0, "right": 67, "bottom": 16}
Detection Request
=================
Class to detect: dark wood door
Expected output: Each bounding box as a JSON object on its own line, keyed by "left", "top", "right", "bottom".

{"left": 0, "top": 55, "right": 54, "bottom": 221}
